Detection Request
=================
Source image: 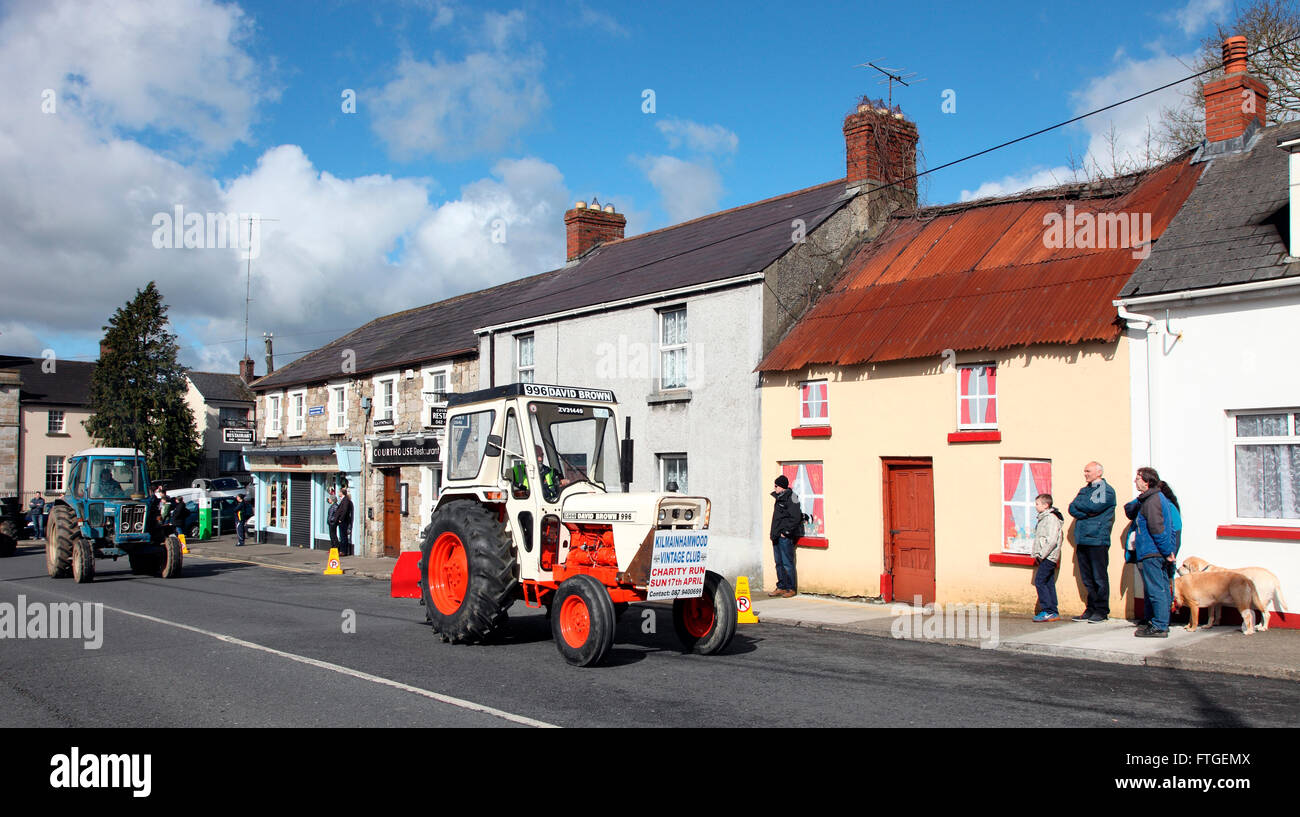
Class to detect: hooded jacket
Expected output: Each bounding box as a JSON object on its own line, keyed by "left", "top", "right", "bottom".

{"left": 1032, "top": 507, "right": 1064, "bottom": 562}
{"left": 770, "top": 488, "right": 803, "bottom": 541}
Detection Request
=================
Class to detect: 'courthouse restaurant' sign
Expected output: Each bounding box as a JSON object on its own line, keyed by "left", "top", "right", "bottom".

{"left": 372, "top": 438, "right": 441, "bottom": 466}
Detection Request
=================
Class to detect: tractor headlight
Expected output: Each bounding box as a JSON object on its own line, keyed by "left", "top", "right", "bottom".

{"left": 685, "top": 509, "right": 694, "bottom": 521}
{"left": 658, "top": 509, "right": 665, "bottom": 521}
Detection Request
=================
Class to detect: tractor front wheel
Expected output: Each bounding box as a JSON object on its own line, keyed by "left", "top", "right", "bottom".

{"left": 672, "top": 570, "right": 737, "bottom": 655}
{"left": 45, "top": 505, "right": 75, "bottom": 578}
{"left": 159, "top": 534, "right": 183, "bottom": 578}
{"left": 71, "top": 536, "right": 95, "bottom": 584}
{"left": 0, "top": 520, "right": 17, "bottom": 557}
{"left": 418, "top": 501, "right": 517, "bottom": 644}
{"left": 551, "top": 574, "right": 616, "bottom": 667}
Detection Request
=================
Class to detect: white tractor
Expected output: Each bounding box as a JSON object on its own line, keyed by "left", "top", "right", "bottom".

{"left": 414, "top": 383, "right": 736, "bottom": 666}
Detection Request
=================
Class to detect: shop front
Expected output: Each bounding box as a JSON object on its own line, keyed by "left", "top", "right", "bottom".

{"left": 366, "top": 435, "right": 441, "bottom": 558}
{"left": 243, "top": 444, "right": 362, "bottom": 549}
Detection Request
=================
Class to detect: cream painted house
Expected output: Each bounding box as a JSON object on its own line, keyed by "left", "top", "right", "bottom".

{"left": 0, "top": 356, "right": 97, "bottom": 506}
{"left": 757, "top": 156, "right": 1203, "bottom": 614}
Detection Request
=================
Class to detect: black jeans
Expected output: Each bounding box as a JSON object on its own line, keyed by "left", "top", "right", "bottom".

{"left": 1076, "top": 544, "right": 1110, "bottom": 617}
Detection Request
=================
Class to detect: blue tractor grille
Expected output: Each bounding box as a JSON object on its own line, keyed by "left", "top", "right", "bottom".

{"left": 119, "top": 504, "right": 147, "bottom": 534}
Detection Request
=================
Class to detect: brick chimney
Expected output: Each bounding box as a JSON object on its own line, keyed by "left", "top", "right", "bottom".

{"left": 239, "top": 356, "right": 255, "bottom": 384}
{"left": 1204, "top": 35, "right": 1268, "bottom": 144}
{"left": 843, "top": 101, "right": 919, "bottom": 198}
{"left": 564, "top": 199, "right": 626, "bottom": 261}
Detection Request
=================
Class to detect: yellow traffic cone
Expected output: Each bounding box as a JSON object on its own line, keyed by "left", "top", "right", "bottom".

{"left": 324, "top": 547, "right": 344, "bottom": 576}
{"left": 179, "top": 533, "right": 189, "bottom": 554}
{"left": 734, "top": 575, "right": 760, "bottom": 623}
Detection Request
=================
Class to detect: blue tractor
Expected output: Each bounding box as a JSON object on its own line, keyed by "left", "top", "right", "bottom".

{"left": 45, "top": 448, "right": 183, "bottom": 583}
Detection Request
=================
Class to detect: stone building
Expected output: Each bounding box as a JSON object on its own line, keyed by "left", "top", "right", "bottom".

{"left": 0, "top": 369, "right": 19, "bottom": 497}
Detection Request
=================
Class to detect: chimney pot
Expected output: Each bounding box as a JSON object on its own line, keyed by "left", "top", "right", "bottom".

{"left": 1202, "top": 35, "right": 1268, "bottom": 144}
{"left": 843, "top": 100, "right": 919, "bottom": 202}
{"left": 239, "top": 356, "right": 255, "bottom": 384}
{"left": 1223, "top": 35, "right": 1248, "bottom": 74}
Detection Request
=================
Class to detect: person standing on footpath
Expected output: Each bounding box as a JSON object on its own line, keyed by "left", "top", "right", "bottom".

{"left": 326, "top": 487, "right": 339, "bottom": 547}
{"left": 1129, "top": 467, "right": 1180, "bottom": 638}
{"left": 1068, "top": 461, "right": 1117, "bottom": 622}
{"left": 1031, "top": 493, "right": 1064, "bottom": 622}
{"left": 27, "top": 495, "right": 45, "bottom": 540}
{"left": 335, "top": 485, "right": 354, "bottom": 557}
{"left": 769, "top": 475, "right": 803, "bottom": 598}
{"left": 234, "top": 492, "right": 252, "bottom": 547}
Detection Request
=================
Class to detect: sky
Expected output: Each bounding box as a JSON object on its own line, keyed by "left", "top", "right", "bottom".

{"left": 0, "top": 0, "right": 1240, "bottom": 373}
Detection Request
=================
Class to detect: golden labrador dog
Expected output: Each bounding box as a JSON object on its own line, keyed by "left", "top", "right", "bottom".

{"left": 1173, "top": 571, "right": 1265, "bottom": 634}
{"left": 1178, "top": 556, "right": 1288, "bottom": 632}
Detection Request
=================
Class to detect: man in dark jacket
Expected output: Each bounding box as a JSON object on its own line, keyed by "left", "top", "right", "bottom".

{"left": 335, "top": 486, "right": 354, "bottom": 557}
{"left": 769, "top": 475, "right": 803, "bottom": 598}
{"left": 1067, "top": 461, "right": 1117, "bottom": 622}
{"left": 234, "top": 493, "right": 252, "bottom": 547}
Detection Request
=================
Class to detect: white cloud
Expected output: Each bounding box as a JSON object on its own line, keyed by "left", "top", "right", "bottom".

{"left": 574, "top": 2, "right": 629, "bottom": 37}
{"left": 1170, "top": 0, "right": 1230, "bottom": 36}
{"left": 655, "top": 118, "right": 739, "bottom": 154}
{"left": 634, "top": 155, "right": 724, "bottom": 223}
{"left": 960, "top": 166, "right": 1081, "bottom": 202}
{"left": 368, "top": 47, "right": 548, "bottom": 161}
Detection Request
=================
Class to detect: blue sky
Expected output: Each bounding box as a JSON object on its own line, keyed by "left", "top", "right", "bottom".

{"left": 0, "top": 0, "right": 1237, "bottom": 370}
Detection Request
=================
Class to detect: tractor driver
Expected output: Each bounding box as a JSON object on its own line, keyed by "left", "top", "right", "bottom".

{"left": 95, "top": 464, "right": 124, "bottom": 498}
{"left": 534, "top": 445, "right": 569, "bottom": 503}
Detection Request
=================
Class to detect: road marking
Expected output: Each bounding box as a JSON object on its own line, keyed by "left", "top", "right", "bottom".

{"left": 2, "top": 578, "right": 556, "bottom": 728}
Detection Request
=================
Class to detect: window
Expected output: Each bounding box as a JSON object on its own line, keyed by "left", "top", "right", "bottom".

{"left": 45, "top": 456, "right": 64, "bottom": 492}
{"left": 267, "top": 393, "right": 283, "bottom": 436}
{"left": 266, "top": 476, "right": 287, "bottom": 528}
{"left": 447, "top": 409, "right": 496, "bottom": 480}
{"left": 288, "top": 389, "right": 306, "bottom": 436}
{"left": 219, "top": 451, "right": 242, "bottom": 473}
{"left": 69, "top": 459, "right": 86, "bottom": 498}
{"left": 516, "top": 335, "right": 535, "bottom": 383}
{"left": 1232, "top": 411, "right": 1300, "bottom": 522}
{"left": 660, "top": 307, "right": 687, "bottom": 390}
{"left": 373, "top": 375, "right": 398, "bottom": 424}
{"left": 48, "top": 410, "right": 65, "bottom": 434}
{"left": 799, "top": 381, "right": 829, "bottom": 426}
{"left": 779, "top": 462, "right": 825, "bottom": 538}
{"left": 219, "top": 406, "right": 250, "bottom": 428}
{"left": 1002, "top": 460, "right": 1051, "bottom": 554}
{"left": 328, "top": 384, "right": 348, "bottom": 433}
{"left": 659, "top": 454, "right": 688, "bottom": 493}
{"left": 958, "top": 364, "right": 997, "bottom": 430}
{"left": 422, "top": 367, "right": 449, "bottom": 429}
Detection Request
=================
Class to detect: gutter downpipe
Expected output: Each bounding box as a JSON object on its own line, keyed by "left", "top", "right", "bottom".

{"left": 1115, "top": 304, "right": 1161, "bottom": 466}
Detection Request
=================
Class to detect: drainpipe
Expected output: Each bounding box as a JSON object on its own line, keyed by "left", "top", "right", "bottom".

{"left": 1115, "top": 304, "right": 1161, "bottom": 465}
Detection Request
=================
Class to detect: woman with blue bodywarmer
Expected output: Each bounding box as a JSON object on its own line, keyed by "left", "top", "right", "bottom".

{"left": 1124, "top": 467, "right": 1182, "bottom": 638}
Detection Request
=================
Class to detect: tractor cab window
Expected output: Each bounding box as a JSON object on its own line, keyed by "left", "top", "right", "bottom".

{"left": 527, "top": 402, "right": 622, "bottom": 493}
{"left": 501, "top": 409, "right": 529, "bottom": 498}
{"left": 69, "top": 459, "right": 87, "bottom": 498}
{"left": 447, "top": 410, "right": 497, "bottom": 481}
{"left": 90, "top": 459, "right": 144, "bottom": 499}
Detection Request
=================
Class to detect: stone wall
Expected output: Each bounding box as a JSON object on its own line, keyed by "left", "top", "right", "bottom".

{"left": 0, "top": 371, "right": 18, "bottom": 497}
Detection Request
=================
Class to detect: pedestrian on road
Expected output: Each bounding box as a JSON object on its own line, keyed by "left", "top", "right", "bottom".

{"left": 1032, "top": 493, "right": 1064, "bottom": 622}
{"left": 1129, "top": 467, "right": 1181, "bottom": 638}
{"left": 326, "top": 487, "right": 340, "bottom": 547}
{"left": 147, "top": 486, "right": 168, "bottom": 543}
{"left": 1067, "top": 461, "right": 1117, "bottom": 623}
{"left": 170, "top": 496, "right": 190, "bottom": 541}
{"left": 234, "top": 492, "right": 252, "bottom": 547}
{"left": 335, "top": 486, "right": 354, "bottom": 557}
{"left": 769, "top": 475, "right": 803, "bottom": 598}
{"left": 27, "top": 495, "right": 45, "bottom": 540}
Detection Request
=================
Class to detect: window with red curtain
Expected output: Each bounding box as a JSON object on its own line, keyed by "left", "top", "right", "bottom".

{"left": 959, "top": 364, "right": 997, "bottom": 430}
{"left": 1002, "top": 459, "right": 1050, "bottom": 553}
{"left": 780, "top": 461, "right": 825, "bottom": 537}
{"left": 799, "top": 381, "right": 829, "bottom": 426}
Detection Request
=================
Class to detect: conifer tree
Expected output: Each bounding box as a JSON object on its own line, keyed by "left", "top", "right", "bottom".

{"left": 85, "top": 282, "right": 202, "bottom": 483}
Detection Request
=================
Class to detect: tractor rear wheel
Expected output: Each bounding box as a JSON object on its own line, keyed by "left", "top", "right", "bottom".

{"left": 71, "top": 536, "right": 95, "bottom": 584}
{"left": 0, "top": 520, "right": 17, "bottom": 557}
{"left": 418, "top": 501, "right": 517, "bottom": 644}
{"left": 551, "top": 574, "right": 616, "bottom": 667}
{"left": 673, "top": 570, "right": 737, "bottom": 655}
{"left": 158, "top": 534, "right": 184, "bottom": 578}
{"left": 45, "top": 505, "right": 75, "bottom": 578}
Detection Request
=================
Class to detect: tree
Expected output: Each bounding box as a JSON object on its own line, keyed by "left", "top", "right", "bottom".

{"left": 85, "top": 282, "right": 202, "bottom": 484}
{"left": 1158, "top": 0, "right": 1300, "bottom": 154}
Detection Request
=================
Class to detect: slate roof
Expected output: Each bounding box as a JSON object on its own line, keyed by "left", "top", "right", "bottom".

{"left": 759, "top": 156, "right": 1204, "bottom": 372}
{"left": 188, "top": 371, "right": 255, "bottom": 403}
{"left": 1119, "top": 120, "right": 1300, "bottom": 298}
{"left": 253, "top": 178, "right": 852, "bottom": 391}
{"left": 0, "top": 356, "right": 96, "bottom": 406}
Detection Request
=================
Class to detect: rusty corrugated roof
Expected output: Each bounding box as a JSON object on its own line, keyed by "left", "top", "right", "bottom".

{"left": 758, "top": 156, "right": 1203, "bottom": 372}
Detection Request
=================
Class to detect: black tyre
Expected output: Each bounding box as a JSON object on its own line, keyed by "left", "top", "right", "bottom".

{"left": 159, "top": 534, "right": 183, "bottom": 578}
{"left": 551, "top": 573, "right": 616, "bottom": 667}
{"left": 45, "top": 504, "right": 75, "bottom": 578}
{"left": 672, "top": 570, "right": 737, "bottom": 655}
{"left": 0, "top": 520, "right": 16, "bottom": 557}
{"left": 418, "top": 501, "right": 517, "bottom": 644}
{"left": 71, "top": 536, "right": 95, "bottom": 584}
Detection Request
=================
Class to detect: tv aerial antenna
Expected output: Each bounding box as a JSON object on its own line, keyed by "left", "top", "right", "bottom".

{"left": 857, "top": 60, "right": 927, "bottom": 108}
{"left": 240, "top": 215, "right": 278, "bottom": 361}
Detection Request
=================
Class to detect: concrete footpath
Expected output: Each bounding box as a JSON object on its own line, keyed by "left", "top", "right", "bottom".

{"left": 182, "top": 534, "right": 1298, "bottom": 681}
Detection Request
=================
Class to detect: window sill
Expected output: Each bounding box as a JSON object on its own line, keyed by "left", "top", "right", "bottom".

{"left": 1216, "top": 525, "right": 1300, "bottom": 541}
{"left": 791, "top": 426, "right": 832, "bottom": 438}
{"left": 948, "top": 431, "right": 1001, "bottom": 443}
{"left": 46, "top": 432, "right": 69, "bottom": 437}
{"left": 647, "top": 389, "right": 692, "bottom": 405}
{"left": 989, "top": 552, "right": 1036, "bottom": 566}
{"left": 796, "top": 536, "right": 828, "bottom": 549}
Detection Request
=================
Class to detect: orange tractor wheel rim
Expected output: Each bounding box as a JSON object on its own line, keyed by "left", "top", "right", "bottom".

{"left": 681, "top": 594, "right": 716, "bottom": 639}
{"left": 428, "top": 532, "right": 468, "bottom": 615}
{"left": 560, "top": 595, "right": 591, "bottom": 648}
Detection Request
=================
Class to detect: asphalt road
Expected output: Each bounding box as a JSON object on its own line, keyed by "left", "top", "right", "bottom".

{"left": 3, "top": 542, "right": 1299, "bottom": 728}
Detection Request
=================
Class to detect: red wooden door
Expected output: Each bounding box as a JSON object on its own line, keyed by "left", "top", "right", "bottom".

{"left": 383, "top": 470, "right": 400, "bottom": 558}
{"left": 886, "top": 463, "right": 936, "bottom": 605}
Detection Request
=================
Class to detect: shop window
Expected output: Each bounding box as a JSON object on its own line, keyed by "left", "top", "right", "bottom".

{"left": 1232, "top": 411, "right": 1300, "bottom": 522}
{"left": 1002, "top": 460, "right": 1051, "bottom": 554}
{"left": 779, "top": 461, "right": 825, "bottom": 538}
{"left": 958, "top": 364, "right": 997, "bottom": 430}
{"left": 799, "top": 381, "right": 829, "bottom": 426}
{"left": 266, "top": 477, "right": 288, "bottom": 528}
